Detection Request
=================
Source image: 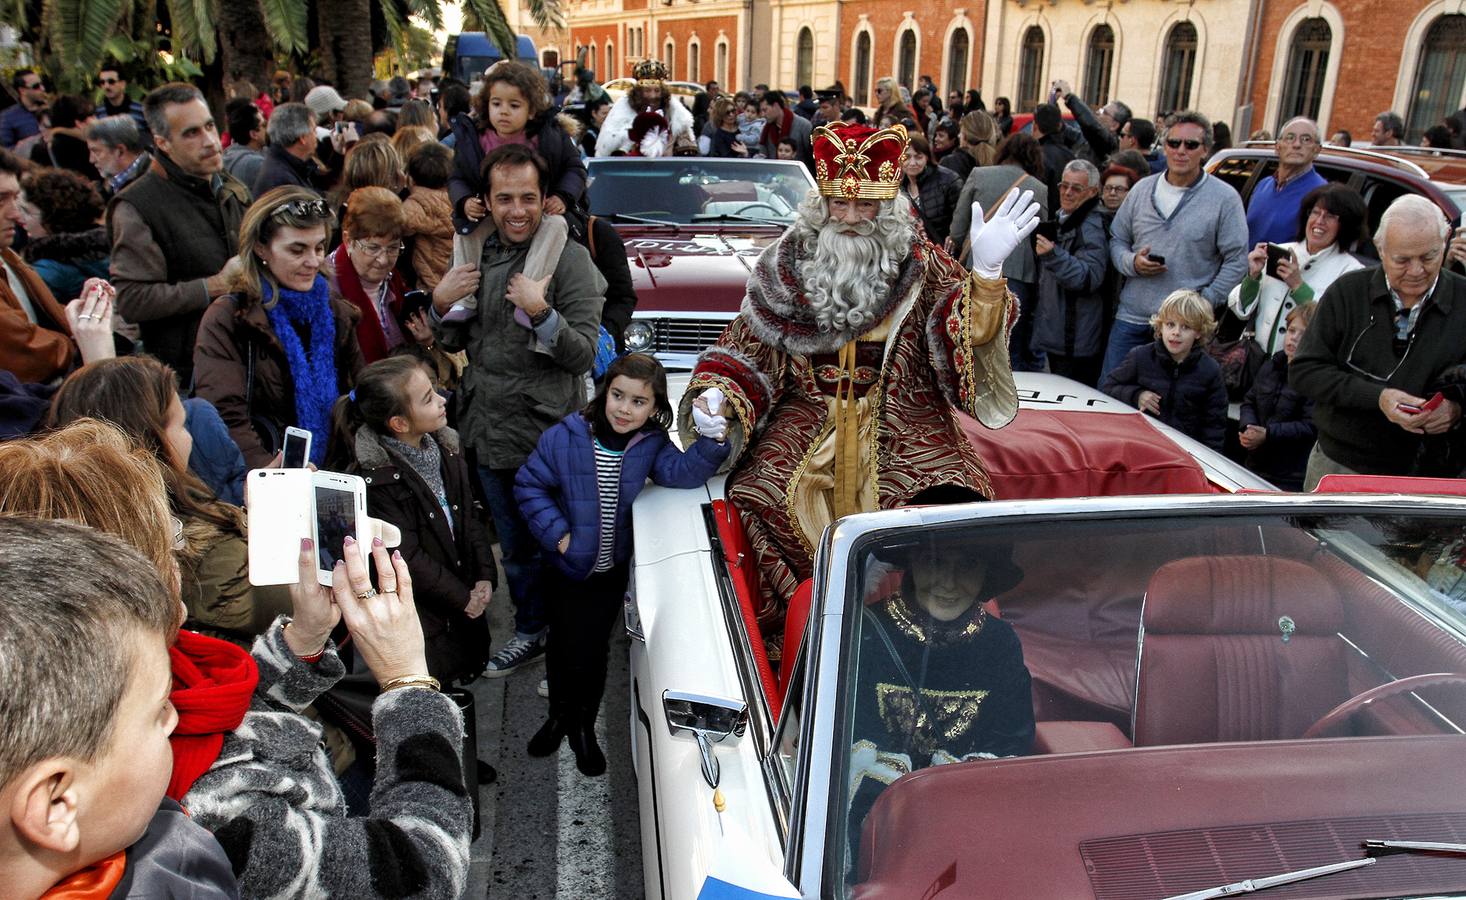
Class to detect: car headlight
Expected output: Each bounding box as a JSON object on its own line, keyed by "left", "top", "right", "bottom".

{"left": 625, "top": 321, "right": 655, "bottom": 352}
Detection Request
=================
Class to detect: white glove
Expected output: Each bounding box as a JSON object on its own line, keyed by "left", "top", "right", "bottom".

{"left": 691, "top": 387, "right": 727, "bottom": 441}
{"left": 692, "top": 406, "right": 727, "bottom": 441}
{"left": 967, "top": 188, "right": 1042, "bottom": 279}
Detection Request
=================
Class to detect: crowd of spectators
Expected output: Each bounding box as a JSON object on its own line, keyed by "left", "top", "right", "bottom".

{"left": 2, "top": 55, "right": 1466, "bottom": 898}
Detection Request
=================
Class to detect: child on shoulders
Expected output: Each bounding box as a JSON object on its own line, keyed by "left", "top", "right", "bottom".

{"left": 514, "top": 354, "right": 730, "bottom": 776}
{"left": 1101, "top": 289, "right": 1228, "bottom": 451}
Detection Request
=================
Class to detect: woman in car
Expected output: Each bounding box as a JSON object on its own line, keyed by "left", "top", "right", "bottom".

{"left": 848, "top": 533, "right": 1034, "bottom": 857}
{"left": 1227, "top": 183, "right": 1366, "bottom": 356}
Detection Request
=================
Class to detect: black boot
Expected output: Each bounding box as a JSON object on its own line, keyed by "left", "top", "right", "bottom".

{"left": 568, "top": 710, "right": 606, "bottom": 777}
{"left": 527, "top": 717, "right": 567, "bottom": 757}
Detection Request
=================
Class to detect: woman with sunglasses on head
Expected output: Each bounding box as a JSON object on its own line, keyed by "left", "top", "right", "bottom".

{"left": 194, "top": 186, "right": 365, "bottom": 468}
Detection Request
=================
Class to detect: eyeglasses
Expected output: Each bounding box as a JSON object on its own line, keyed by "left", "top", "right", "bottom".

{"left": 272, "top": 197, "right": 329, "bottom": 219}
{"left": 99, "top": 78, "right": 121, "bottom": 85}
{"left": 170, "top": 516, "right": 186, "bottom": 551}
{"left": 1165, "top": 138, "right": 1203, "bottom": 150}
{"left": 1102, "top": 184, "right": 1130, "bottom": 195}
{"left": 1344, "top": 313, "right": 1416, "bottom": 384}
{"left": 1278, "top": 132, "right": 1317, "bottom": 144}
{"left": 353, "top": 239, "right": 404, "bottom": 260}
{"left": 1057, "top": 182, "right": 1093, "bottom": 193}
{"left": 21, "top": 82, "right": 42, "bottom": 91}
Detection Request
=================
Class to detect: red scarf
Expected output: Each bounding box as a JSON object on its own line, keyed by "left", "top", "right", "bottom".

{"left": 39, "top": 852, "right": 126, "bottom": 899}
{"left": 760, "top": 107, "right": 795, "bottom": 149}
{"left": 332, "top": 243, "right": 408, "bottom": 364}
{"left": 167, "top": 630, "right": 258, "bottom": 801}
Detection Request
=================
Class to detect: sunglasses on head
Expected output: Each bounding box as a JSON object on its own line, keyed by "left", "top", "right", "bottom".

{"left": 272, "top": 198, "right": 329, "bottom": 219}
{"left": 1166, "top": 138, "right": 1203, "bottom": 150}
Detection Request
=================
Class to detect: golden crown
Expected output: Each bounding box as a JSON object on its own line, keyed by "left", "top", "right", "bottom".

{"left": 632, "top": 58, "right": 669, "bottom": 86}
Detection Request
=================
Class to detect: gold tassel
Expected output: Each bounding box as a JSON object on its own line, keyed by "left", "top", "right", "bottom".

{"left": 833, "top": 340, "right": 862, "bottom": 519}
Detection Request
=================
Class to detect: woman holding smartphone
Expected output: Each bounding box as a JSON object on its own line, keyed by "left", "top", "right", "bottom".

{"left": 704, "top": 95, "right": 749, "bottom": 157}
{"left": 194, "top": 186, "right": 365, "bottom": 468}
{"left": 1227, "top": 183, "right": 1366, "bottom": 355}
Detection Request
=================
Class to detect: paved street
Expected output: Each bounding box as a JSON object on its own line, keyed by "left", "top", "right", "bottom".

{"left": 462, "top": 570, "right": 645, "bottom": 898}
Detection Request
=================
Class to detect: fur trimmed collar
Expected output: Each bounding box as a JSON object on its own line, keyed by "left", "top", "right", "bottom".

{"left": 740, "top": 231, "right": 923, "bottom": 356}
{"left": 354, "top": 423, "right": 462, "bottom": 472}
{"left": 596, "top": 95, "right": 694, "bottom": 156}
{"left": 22, "top": 226, "right": 109, "bottom": 264}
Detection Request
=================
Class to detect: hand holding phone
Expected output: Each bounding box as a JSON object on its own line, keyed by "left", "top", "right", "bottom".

{"left": 1264, "top": 243, "right": 1292, "bottom": 279}
{"left": 282, "top": 426, "right": 312, "bottom": 469}
{"left": 312, "top": 472, "right": 369, "bottom": 587}
{"left": 1397, "top": 392, "right": 1445, "bottom": 415}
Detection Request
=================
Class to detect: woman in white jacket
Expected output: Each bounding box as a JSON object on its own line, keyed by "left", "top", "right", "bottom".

{"left": 1228, "top": 183, "right": 1367, "bottom": 354}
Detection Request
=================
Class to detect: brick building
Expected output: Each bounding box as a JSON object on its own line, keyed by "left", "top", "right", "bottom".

{"left": 1244, "top": 0, "right": 1466, "bottom": 142}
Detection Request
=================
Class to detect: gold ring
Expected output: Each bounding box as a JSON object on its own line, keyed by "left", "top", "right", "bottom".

{"left": 355, "top": 588, "right": 378, "bottom": 600}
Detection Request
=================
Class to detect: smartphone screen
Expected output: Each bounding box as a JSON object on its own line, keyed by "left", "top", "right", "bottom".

{"left": 314, "top": 484, "right": 359, "bottom": 575}
{"left": 282, "top": 430, "right": 310, "bottom": 469}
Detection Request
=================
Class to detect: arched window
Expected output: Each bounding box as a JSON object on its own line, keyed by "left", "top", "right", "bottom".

{"left": 665, "top": 37, "right": 676, "bottom": 76}
{"left": 1156, "top": 21, "right": 1198, "bottom": 115}
{"left": 898, "top": 29, "right": 918, "bottom": 91}
{"left": 854, "top": 31, "right": 872, "bottom": 105}
{"left": 606, "top": 42, "right": 616, "bottom": 79}
{"left": 716, "top": 40, "right": 729, "bottom": 86}
{"left": 1406, "top": 15, "right": 1466, "bottom": 141}
{"left": 946, "top": 29, "right": 969, "bottom": 96}
{"left": 796, "top": 28, "right": 815, "bottom": 89}
{"left": 1277, "top": 18, "right": 1331, "bottom": 128}
{"left": 1084, "top": 24, "right": 1115, "bottom": 106}
{"left": 688, "top": 40, "right": 700, "bottom": 82}
{"left": 589, "top": 45, "right": 598, "bottom": 79}
{"left": 1016, "top": 26, "right": 1045, "bottom": 113}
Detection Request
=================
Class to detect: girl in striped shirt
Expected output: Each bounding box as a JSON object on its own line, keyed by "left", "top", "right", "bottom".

{"left": 515, "top": 354, "right": 729, "bottom": 776}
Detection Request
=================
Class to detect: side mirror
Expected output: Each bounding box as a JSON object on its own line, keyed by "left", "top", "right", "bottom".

{"left": 663, "top": 689, "right": 748, "bottom": 788}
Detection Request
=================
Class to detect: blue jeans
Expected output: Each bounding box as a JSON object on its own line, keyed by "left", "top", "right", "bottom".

{"left": 477, "top": 465, "right": 547, "bottom": 640}
{"left": 1101, "top": 319, "right": 1155, "bottom": 382}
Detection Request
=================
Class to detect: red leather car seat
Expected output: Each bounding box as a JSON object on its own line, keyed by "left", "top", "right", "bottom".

{"left": 1133, "top": 556, "right": 1351, "bottom": 746}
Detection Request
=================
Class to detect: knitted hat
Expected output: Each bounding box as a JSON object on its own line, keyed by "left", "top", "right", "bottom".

{"left": 304, "top": 85, "right": 348, "bottom": 121}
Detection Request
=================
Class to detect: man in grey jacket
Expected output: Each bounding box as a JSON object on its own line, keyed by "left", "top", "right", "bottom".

{"left": 432, "top": 143, "right": 606, "bottom": 677}
{"left": 1103, "top": 110, "right": 1248, "bottom": 376}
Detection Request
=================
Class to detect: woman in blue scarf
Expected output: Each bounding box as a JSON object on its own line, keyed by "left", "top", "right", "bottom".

{"left": 195, "top": 186, "right": 365, "bottom": 468}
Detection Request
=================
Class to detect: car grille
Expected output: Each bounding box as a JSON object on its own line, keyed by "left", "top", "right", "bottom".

{"left": 642, "top": 317, "right": 734, "bottom": 353}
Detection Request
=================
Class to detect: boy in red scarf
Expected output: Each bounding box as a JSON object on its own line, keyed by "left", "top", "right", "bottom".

{"left": 0, "top": 519, "right": 238, "bottom": 900}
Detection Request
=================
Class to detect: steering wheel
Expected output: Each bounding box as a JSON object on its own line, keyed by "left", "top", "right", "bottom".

{"left": 734, "top": 202, "right": 784, "bottom": 217}
{"left": 1300, "top": 672, "right": 1466, "bottom": 739}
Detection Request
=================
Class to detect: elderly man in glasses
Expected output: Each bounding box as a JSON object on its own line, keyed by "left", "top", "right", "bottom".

{"left": 109, "top": 82, "right": 251, "bottom": 388}
{"left": 1245, "top": 117, "right": 1328, "bottom": 246}
{"left": 1102, "top": 110, "right": 1249, "bottom": 377}
{"left": 1291, "top": 195, "right": 1466, "bottom": 487}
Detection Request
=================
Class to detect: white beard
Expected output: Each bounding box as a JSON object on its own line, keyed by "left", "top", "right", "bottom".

{"left": 798, "top": 220, "right": 905, "bottom": 334}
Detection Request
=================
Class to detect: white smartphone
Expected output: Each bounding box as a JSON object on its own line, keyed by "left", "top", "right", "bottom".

{"left": 282, "top": 426, "right": 312, "bottom": 469}
{"left": 312, "top": 471, "right": 369, "bottom": 587}
{"left": 246, "top": 468, "right": 313, "bottom": 585}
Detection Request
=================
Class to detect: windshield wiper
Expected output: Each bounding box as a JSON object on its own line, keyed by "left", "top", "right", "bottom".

{"left": 603, "top": 213, "right": 682, "bottom": 227}
{"left": 1161, "top": 857, "right": 1374, "bottom": 900}
{"left": 690, "top": 213, "right": 776, "bottom": 224}
{"left": 1365, "top": 838, "right": 1466, "bottom": 855}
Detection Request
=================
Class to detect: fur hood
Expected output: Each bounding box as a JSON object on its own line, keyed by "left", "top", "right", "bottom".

{"left": 353, "top": 424, "right": 463, "bottom": 472}
{"left": 22, "top": 226, "right": 109, "bottom": 265}
{"left": 740, "top": 229, "right": 923, "bottom": 356}
{"left": 596, "top": 94, "right": 694, "bottom": 157}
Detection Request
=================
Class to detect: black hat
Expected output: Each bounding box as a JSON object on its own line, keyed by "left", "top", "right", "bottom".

{"left": 871, "top": 530, "right": 1024, "bottom": 599}
{"left": 816, "top": 87, "right": 843, "bottom": 103}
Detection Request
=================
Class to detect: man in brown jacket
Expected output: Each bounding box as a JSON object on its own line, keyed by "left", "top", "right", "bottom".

{"left": 0, "top": 149, "right": 75, "bottom": 383}
{"left": 109, "top": 83, "right": 251, "bottom": 389}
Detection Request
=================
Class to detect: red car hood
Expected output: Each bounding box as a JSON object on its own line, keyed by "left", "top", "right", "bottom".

{"left": 618, "top": 227, "right": 779, "bottom": 314}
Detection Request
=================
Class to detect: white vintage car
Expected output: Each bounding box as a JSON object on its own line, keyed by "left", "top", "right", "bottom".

{"left": 627, "top": 374, "right": 1466, "bottom": 899}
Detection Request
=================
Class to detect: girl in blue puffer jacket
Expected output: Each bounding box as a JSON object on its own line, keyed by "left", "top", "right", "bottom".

{"left": 514, "top": 353, "right": 730, "bottom": 776}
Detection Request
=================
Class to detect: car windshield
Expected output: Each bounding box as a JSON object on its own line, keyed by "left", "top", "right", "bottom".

{"left": 833, "top": 506, "right": 1466, "bottom": 897}
{"left": 587, "top": 159, "right": 815, "bottom": 225}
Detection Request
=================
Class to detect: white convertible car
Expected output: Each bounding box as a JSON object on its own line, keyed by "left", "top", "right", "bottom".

{"left": 627, "top": 374, "right": 1466, "bottom": 899}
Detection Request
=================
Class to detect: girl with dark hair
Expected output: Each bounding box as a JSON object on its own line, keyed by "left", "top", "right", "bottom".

{"left": 193, "top": 186, "right": 366, "bottom": 468}
{"left": 513, "top": 353, "right": 730, "bottom": 776}
{"left": 47, "top": 356, "right": 286, "bottom": 646}
{"left": 447, "top": 61, "right": 586, "bottom": 234}
{"left": 329, "top": 356, "right": 497, "bottom": 683}
{"left": 1227, "top": 182, "right": 1366, "bottom": 355}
